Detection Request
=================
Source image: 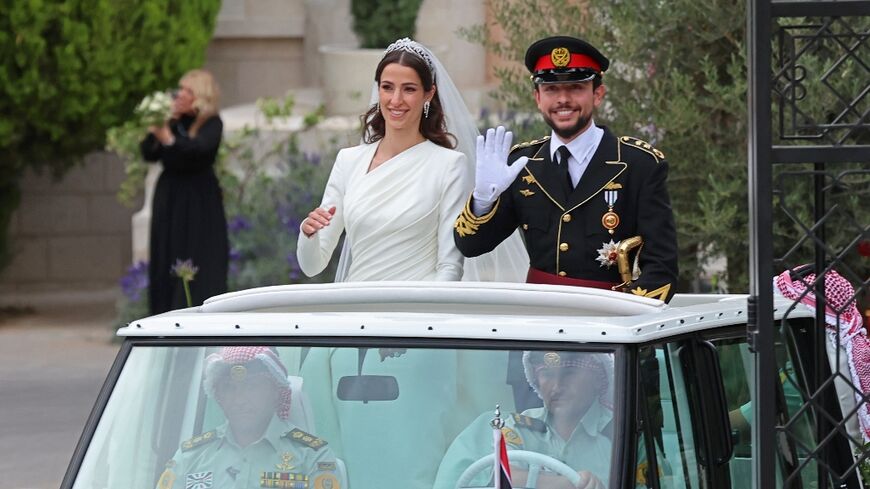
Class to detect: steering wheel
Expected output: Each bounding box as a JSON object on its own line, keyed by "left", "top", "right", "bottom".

{"left": 456, "top": 450, "right": 581, "bottom": 489}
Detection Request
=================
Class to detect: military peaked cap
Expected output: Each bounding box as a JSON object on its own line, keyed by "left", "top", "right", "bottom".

{"left": 524, "top": 36, "right": 610, "bottom": 84}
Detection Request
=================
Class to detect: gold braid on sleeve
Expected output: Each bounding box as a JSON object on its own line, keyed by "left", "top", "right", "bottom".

{"left": 454, "top": 195, "right": 500, "bottom": 237}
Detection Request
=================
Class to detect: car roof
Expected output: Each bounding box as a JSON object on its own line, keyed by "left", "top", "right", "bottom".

{"left": 119, "top": 281, "right": 810, "bottom": 344}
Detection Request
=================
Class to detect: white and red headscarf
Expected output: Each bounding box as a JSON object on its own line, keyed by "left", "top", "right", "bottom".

{"left": 203, "top": 346, "right": 293, "bottom": 420}
{"left": 522, "top": 350, "right": 613, "bottom": 409}
{"left": 774, "top": 267, "right": 870, "bottom": 441}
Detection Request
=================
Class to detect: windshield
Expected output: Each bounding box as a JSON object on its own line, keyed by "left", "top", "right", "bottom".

{"left": 71, "top": 343, "right": 620, "bottom": 489}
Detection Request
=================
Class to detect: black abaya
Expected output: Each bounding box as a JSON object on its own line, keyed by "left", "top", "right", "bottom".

{"left": 140, "top": 115, "right": 228, "bottom": 314}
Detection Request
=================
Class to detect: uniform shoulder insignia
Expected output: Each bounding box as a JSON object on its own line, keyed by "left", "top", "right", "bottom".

{"left": 283, "top": 428, "right": 328, "bottom": 450}
{"left": 619, "top": 136, "right": 665, "bottom": 162}
{"left": 510, "top": 136, "right": 550, "bottom": 153}
{"left": 511, "top": 413, "right": 547, "bottom": 433}
{"left": 501, "top": 427, "right": 524, "bottom": 446}
{"left": 180, "top": 430, "right": 217, "bottom": 451}
{"left": 156, "top": 467, "right": 176, "bottom": 489}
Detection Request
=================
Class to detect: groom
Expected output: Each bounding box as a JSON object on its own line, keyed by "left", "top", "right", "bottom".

{"left": 454, "top": 36, "right": 678, "bottom": 303}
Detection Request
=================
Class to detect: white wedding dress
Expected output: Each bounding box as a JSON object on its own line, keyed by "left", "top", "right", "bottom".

{"left": 297, "top": 139, "right": 469, "bottom": 281}
{"left": 295, "top": 38, "right": 531, "bottom": 489}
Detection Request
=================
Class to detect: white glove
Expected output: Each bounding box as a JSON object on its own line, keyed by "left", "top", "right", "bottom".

{"left": 472, "top": 126, "right": 530, "bottom": 205}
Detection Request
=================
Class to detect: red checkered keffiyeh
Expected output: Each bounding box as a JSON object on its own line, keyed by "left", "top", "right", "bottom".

{"left": 522, "top": 351, "right": 613, "bottom": 410}
{"left": 204, "top": 346, "right": 293, "bottom": 420}
{"left": 774, "top": 268, "right": 870, "bottom": 441}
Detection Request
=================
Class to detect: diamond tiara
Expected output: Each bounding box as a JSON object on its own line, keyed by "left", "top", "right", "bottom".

{"left": 383, "top": 38, "right": 435, "bottom": 82}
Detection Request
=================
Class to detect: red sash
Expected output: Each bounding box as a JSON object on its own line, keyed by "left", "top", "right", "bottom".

{"left": 526, "top": 268, "right": 618, "bottom": 290}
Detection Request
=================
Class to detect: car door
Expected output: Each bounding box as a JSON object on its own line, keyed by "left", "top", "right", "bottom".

{"left": 632, "top": 324, "right": 841, "bottom": 489}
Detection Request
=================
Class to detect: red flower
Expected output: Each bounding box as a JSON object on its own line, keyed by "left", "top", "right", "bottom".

{"left": 859, "top": 240, "right": 870, "bottom": 258}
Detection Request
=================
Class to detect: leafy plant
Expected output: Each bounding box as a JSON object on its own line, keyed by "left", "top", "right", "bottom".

{"left": 107, "top": 91, "right": 174, "bottom": 206}
{"left": 350, "top": 0, "right": 424, "bottom": 48}
{"left": 219, "top": 95, "right": 339, "bottom": 290}
{"left": 858, "top": 442, "right": 870, "bottom": 488}
{"left": 0, "top": 0, "right": 220, "bottom": 271}
{"left": 115, "top": 260, "right": 149, "bottom": 332}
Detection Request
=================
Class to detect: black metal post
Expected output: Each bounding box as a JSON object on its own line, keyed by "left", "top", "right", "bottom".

{"left": 813, "top": 164, "right": 828, "bottom": 488}
{"left": 747, "top": 1, "right": 777, "bottom": 488}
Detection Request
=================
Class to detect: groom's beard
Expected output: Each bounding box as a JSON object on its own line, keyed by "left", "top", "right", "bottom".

{"left": 541, "top": 111, "right": 592, "bottom": 140}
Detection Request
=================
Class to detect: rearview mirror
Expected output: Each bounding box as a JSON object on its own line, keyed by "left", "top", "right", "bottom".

{"left": 337, "top": 375, "right": 399, "bottom": 402}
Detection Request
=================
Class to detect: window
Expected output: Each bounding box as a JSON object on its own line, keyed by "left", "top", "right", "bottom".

{"left": 71, "top": 344, "right": 622, "bottom": 489}
{"left": 636, "top": 343, "right": 702, "bottom": 489}
{"left": 708, "top": 333, "right": 817, "bottom": 489}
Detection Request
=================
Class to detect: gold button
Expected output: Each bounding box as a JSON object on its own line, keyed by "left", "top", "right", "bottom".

{"left": 559, "top": 243, "right": 569, "bottom": 252}
{"left": 558, "top": 271, "right": 567, "bottom": 277}
{"left": 562, "top": 214, "right": 572, "bottom": 223}
{"left": 522, "top": 224, "right": 528, "bottom": 230}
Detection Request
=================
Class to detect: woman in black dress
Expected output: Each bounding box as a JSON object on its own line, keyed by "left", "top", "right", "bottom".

{"left": 140, "top": 69, "right": 228, "bottom": 314}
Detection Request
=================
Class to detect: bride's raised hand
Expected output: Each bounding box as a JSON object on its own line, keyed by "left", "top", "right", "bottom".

{"left": 301, "top": 206, "right": 336, "bottom": 238}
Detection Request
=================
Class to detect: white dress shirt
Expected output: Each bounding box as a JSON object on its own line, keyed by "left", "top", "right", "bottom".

{"left": 549, "top": 121, "right": 604, "bottom": 188}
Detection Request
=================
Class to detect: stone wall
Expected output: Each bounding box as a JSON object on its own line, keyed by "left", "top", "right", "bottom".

{"left": 204, "top": 0, "right": 309, "bottom": 107}
{"left": 0, "top": 153, "right": 135, "bottom": 296}
{"left": 205, "top": 0, "right": 490, "bottom": 107}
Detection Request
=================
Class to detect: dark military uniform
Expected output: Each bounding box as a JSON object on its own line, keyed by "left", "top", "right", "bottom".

{"left": 454, "top": 127, "right": 678, "bottom": 302}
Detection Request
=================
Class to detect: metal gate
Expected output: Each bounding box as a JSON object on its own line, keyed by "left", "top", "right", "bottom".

{"left": 748, "top": 1, "right": 869, "bottom": 488}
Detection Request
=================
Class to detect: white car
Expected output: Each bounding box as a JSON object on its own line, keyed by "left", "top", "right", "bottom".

{"left": 61, "top": 281, "right": 858, "bottom": 489}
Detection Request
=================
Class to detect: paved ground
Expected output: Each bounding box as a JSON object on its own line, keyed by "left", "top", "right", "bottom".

{"left": 0, "top": 299, "right": 120, "bottom": 489}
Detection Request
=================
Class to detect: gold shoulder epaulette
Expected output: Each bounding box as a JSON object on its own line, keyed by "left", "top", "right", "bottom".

{"left": 619, "top": 136, "right": 665, "bottom": 162}
{"left": 510, "top": 136, "right": 550, "bottom": 153}
{"left": 511, "top": 413, "right": 547, "bottom": 433}
{"left": 180, "top": 430, "right": 217, "bottom": 451}
{"left": 283, "top": 428, "right": 328, "bottom": 450}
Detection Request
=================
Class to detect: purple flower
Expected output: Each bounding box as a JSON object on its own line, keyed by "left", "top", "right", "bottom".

{"left": 228, "top": 215, "right": 252, "bottom": 234}
{"left": 304, "top": 152, "right": 322, "bottom": 166}
{"left": 277, "top": 203, "right": 302, "bottom": 236}
{"left": 170, "top": 258, "right": 199, "bottom": 281}
{"left": 119, "top": 260, "right": 149, "bottom": 302}
{"left": 298, "top": 190, "right": 314, "bottom": 207}
{"left": 286, "top": 253, "right": 301, "bottom": 280}
{"left": 229, "top": 248, "right": 242, "bottom": 276}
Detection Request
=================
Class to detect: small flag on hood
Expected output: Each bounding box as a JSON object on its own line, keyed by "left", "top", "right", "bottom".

{"left": 492, "top": 406, "right": 513, "bottom": 489}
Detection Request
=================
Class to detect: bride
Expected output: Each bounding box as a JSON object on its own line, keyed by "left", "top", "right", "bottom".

{"left": 296, "top": 38, "right": 527, "bottom": 282}
{"left": 296, "top": 38, "right": 529, "bottom": 489}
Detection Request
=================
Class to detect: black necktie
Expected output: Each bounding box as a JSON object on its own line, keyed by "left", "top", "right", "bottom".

{"left": 556, "top": 145, "right": 573, "bottom": 193}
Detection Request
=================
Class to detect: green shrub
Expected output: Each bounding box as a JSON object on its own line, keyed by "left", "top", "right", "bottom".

{"left": 350, "top": 0, "right": 423, "bottom": 48}
{"left": 0, "top": 0, "right": 221, "bottom": 271}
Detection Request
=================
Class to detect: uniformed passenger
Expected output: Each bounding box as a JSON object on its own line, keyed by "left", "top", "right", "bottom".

{"left": 434, "top": 351, "right": 613, "bottom": 489}
{"left": 454, "top": 35, "right": 678, "bottom": 303}
{"left": 156, "top": 347, "right": 345, "bottom": 489}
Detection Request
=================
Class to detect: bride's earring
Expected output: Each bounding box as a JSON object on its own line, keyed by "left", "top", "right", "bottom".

{"left": 423, "top": 100, "right": 430, "bottom": 119}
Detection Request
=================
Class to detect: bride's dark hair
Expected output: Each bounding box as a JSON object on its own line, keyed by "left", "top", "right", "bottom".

{"left": 360, "top": 50, "right": 456, "bottom": 149}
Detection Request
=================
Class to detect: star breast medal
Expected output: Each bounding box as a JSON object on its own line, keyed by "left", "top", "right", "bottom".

{"left": 596, "top": 240, "right": 620, "bottom": 268}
